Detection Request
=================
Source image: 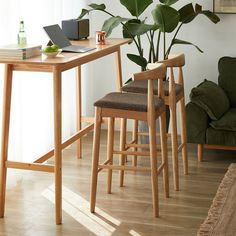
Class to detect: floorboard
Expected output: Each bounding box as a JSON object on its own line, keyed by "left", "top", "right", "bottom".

{"left": 0, "top": 131, "right": 235, "bottom": 236}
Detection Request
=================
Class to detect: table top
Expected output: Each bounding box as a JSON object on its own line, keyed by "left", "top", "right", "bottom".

{"left": 0, "top": 38, "right": 132, "bottom": 66}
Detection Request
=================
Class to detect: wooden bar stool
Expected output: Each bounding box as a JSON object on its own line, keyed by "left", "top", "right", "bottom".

{"left": 122, "top": 54, "right": 188, "bottom": 191}
{"left": 90, "top": 63, "right": 169, "bottom": 217}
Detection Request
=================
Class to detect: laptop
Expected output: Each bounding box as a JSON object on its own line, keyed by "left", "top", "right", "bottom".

{"left": 43, "top": 24, "right": 95, "bottom": 53}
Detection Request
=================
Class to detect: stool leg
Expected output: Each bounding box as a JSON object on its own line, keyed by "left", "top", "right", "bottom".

{"left": 179, "top": 98, "right": 188, "bottom": 175}
{"left": 119, "top": 118, "right": 127, "bottom": 187}
{"left": 170, "top": 103, "right": 179, "bottom": 191}
{"left": 149, "top": 116, "right": 159, "bottom": 217}
{"left": 90, "top": 107, "right": 102, "bottom": 213}
{"left": 107, "top": 117, "right": 115, "bottom": 194}
{"left": 132, "top": 120, "right": 138, "bottom": 166}
{"left": 0, "top": 64, "right": 13, "bottom": 217}
{"left": 198, "top": 144, "right": 203, "bottom": 162}
{"left": 160, "top": 112, "right": 169, "bottom": 198}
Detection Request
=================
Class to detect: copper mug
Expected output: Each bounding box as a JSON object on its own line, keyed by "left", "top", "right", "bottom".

{"left": 96, "top": 31, "right": 106, "bottom": 45}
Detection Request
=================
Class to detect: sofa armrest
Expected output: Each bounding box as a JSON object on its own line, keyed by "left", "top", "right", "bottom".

{"left": 186, "top": 102, "right": 210, "bottom": 144}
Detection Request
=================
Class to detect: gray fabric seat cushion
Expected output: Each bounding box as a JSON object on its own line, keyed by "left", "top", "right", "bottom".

{"left": 121, "top": 80, "right": 183, "bottom": 96}
{"left": 94, "top": 92, "right": 164, "bottom": 112}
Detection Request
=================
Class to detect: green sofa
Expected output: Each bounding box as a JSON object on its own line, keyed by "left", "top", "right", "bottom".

{"left": 186, "top": 57, "right": 236, "bottom": 161}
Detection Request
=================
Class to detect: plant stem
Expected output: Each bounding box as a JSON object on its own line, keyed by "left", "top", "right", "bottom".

{"left": 146, "top": 32, "right": 152, "bottom": 62}
{"left": 155, "top": 30, "right": 161, "bottom": 62}
{"left": 150, "top": 31, "right": 155, "bottom": 62}
{"left": 103, "top": 9, "right": 115, "bottom": 17}
{"left": 163, "top": 31, "right": 166, "bottom": 59}
{"left": 165, "top": 22, "right": 183, "bottom": 57}
{"left": 137, "top": 35, "right": 142, "bottom": 54}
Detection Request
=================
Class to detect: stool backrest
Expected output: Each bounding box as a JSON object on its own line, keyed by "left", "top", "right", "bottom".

{"left": 133, "top": 63, "right": 166, "bottom": 98}
{"left": 159, "top": 53, "right": 185, "bottom": 98}
{"left": 158, "top": 53, "right": 185, "bottom": 85}
{"left": 133, "top": 63, "right": 167, "bottom": 117}
{"left": 160, "top": 54, "right": 185, "bottom": 67}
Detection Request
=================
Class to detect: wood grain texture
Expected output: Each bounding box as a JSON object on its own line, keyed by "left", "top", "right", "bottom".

{"left": 0, "top": 38, "right": 130, "bottom": 225}
{"left": 53, "top": 66, "right": 62, "bottom": 225}
{"left": 0, "top": 39, "right": 131, "bottom": 67}
{"left": 0, "top": 133, "right": 233, "bottom": 235}
{"left": 0, "top": 64, "right": 13, "bottom": 217}
{"left": 0, "top": 132, "right": 234, "bottom": 236}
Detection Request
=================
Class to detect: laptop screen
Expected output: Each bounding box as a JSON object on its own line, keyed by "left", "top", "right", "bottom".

{"left": 43, "top": 24, "right": 71, "bottom": 48}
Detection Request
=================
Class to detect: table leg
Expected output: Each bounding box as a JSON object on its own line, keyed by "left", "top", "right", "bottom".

{"left": 115, "top": 46, "right": 125, "bottom": 174}
{"left": 115, "top": 48, "right": 123, "bottom": 90}
{"left": 53, "top": 66, "right": 62, "bottom": 225}
{"left": 76, "top": 66, "right": 82, "bottom": 159}
{"left": 0, "top": 64, "right": 13, "bottom": 217}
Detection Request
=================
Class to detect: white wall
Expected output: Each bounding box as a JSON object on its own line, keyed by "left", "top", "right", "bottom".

{"left": 86, "top": 0, "right": 236, "bottom": 115}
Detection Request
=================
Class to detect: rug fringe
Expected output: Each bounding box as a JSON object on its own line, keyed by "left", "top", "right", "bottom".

{"left": 197, "top": 163, "right": 236, "bottom": 236}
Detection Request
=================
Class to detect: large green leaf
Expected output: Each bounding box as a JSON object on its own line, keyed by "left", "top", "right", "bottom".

{"left": 123, "top": 19, "right": 140, "bottom": 38}
{"left": 195, "top": 4, "right": 202, "bottom": 13}
{"left": 200, "top": 10, "right": 220, "bottom": 24}
{"left": 120, "top": 0, "right": 153, "bottom": 17}
{"left": 127, "top": 53, "right": 148, "bottom": 68}
{"left": 78, "top": 4, "right": 106, "bottom": 19}
{"left": 102, "top": 16, "right": 129, "bottom": 37}
{"left": 172, "top": 39, "right": 203, "bottom": 53}
{"left": 159, "top": 0, "right": 179, "bottom": 6}
{"left": 152, "top": 4, "right": 179, "bottom": 32}
{"left": 88, "top": 3, "right": 106, "bottom": 10}
{"left": 78, "top": 9, "right": 90, "bottom": 19}
{"left": 179, "top": 3, "right": 196, "bottom": 23}
{"left": 125, "top": 22, "right": 155, "bottom": 36}
{"left": 179, "top": 3, "right": 220, "bottom": 24}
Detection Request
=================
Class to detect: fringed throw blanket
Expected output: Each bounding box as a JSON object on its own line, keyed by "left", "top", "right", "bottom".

{"left": 198, "top": 163, "right": 236, "bottom": 236}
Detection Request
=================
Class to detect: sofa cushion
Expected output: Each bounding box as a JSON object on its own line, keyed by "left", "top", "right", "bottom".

{"left": 218, "top": 57, "right": 236, "bottom": 107}
{"left": 206, "top": 127, "right": 236, "bottom": 146}
{"left": 190, "top": 80, "right": 230, "bottom": 120}
{"left": 210, "top": 108, "right": 236, "bottom": 131}
{"left": 186, "top": 102, "right": 209, "bottom": 144}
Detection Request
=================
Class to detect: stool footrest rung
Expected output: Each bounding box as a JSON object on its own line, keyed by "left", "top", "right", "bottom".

{"left": 126, "top": 143, "right": 161, "bottom": 149}
{"left": 113, "top": 150, "right": 161, "bottom": 156}
{"left": 177, "top": 143, "right": 185, "bottom": 153}
{"left": 138, "top": 132, "right": 181, "bottom": 138}
{"left": 98, "top": 162, "right": 166, "bottom": 173}
{"left": 98, "top": 159, "right": 111, "bottom": 172}
{"left": 157, "top": 163, "right": 165, "bottom": 175}
{"left": 98, "top": 164, "right": 150, "bottom": 172}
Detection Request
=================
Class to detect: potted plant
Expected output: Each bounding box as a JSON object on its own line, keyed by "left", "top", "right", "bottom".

{"left": 78, "top": 0, "right": 220, "bottom": 70}
{"left": 79, "top": 0, "right": 220, "bottom": 140}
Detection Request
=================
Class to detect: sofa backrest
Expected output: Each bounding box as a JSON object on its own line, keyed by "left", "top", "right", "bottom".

{"left": 218, "top": 57, "right": 236, "bottom": 107}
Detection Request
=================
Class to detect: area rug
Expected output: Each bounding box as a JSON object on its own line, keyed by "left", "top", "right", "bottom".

{"left": 198, "top": 163, "right": 236, "bottom": 236}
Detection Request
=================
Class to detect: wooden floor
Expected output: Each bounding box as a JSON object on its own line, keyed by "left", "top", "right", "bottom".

{"left": 0, "top": 131, "right": 235, "bottom": 236}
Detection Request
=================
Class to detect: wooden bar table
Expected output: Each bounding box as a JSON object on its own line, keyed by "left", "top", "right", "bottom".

{"left": 0, "top": 38, "right": 131, "bottom": 225}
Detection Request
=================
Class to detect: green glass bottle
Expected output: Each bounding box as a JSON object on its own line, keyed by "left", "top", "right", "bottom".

{"left": 17, "top": 21, "right": 27, "bottom": 45}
